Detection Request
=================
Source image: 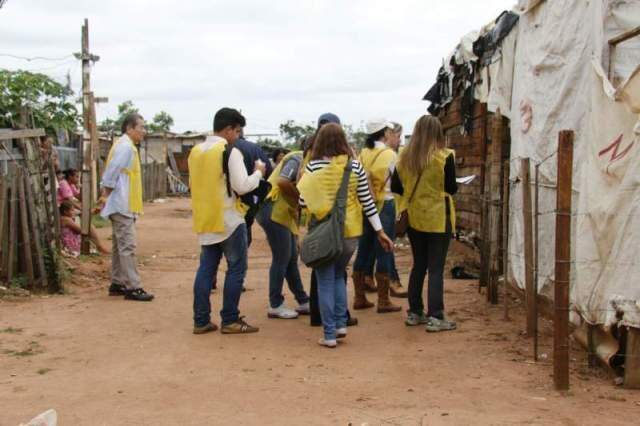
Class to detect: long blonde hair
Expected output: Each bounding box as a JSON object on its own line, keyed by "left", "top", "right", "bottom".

{"left": 398, "top": 115, "right": 445, "bottom": 176}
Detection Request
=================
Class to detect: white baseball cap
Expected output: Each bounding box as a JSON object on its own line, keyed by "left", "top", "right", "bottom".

{"left": 365, "top": 118, "right": 394, "bottom": 135}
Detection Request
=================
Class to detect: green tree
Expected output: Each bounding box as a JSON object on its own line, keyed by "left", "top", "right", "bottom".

{"left": 0, "top": 69, "right": 79, "bottom": 134}
{"left": 343, "top": 123, "right": 368, "bottom": 149}
{"left": 278, "top": 120, "right": 315, "bottom": 146}
{"left": 98, "top": 100, "right": 139, "bottom": 133}
{"left": 148, "top": 110, "right": 174, "bottom": 133}
{"left": 257, "top": 137, "right": 282, "bottom": 148}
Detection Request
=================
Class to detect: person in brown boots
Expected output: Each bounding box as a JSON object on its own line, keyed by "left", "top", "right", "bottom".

{"left": 351, "top": 119, "right": 402, "bottom": 313}
{"left": 359, "top": 122, "right": 408, "bottom": 298}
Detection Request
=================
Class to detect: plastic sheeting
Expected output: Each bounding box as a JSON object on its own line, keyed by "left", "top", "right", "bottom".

{"left": 505, "top": 0, "right": 640, "bottom": 327}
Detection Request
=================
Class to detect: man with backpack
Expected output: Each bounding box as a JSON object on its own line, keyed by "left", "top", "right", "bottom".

{"left": 190, "top": 108, "right": 266, "bottom": 335}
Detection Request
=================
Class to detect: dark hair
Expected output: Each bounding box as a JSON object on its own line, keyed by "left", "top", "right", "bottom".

{"left": 63, "top": 168, "right": 78, "bottom": 180}
{"left": 59, "top": 200, "right": 74, "bottom": 215}
{"left": 365, "top": 128, "right": 386, "bottom": 149}
{"left": 271, "top": 149, "right": 284, "bottom": 162}
{"left": 213, "top": 108, "right": 246, "bottom": 132}
{"left": 121, "top": 113, "right": 144, "bottom": 134}
{"left": 310, "top": 123, "right": 352, "bottom": 160}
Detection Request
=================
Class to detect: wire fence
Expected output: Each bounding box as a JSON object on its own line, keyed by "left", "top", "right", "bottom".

{"left": 473, "top": 130, "right": 640, "bottom": 388}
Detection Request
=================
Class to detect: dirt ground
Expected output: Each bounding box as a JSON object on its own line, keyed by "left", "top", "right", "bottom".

{"left": 2, "top": 198, "right": 639, "bottom": 425}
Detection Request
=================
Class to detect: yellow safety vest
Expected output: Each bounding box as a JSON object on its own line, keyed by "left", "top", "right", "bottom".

{"left": 188, "top": 141, "right": 247, "bottom": 233}
{"left": 266, "top": 150, "right": 303, "bottom": 234}
{"left": 297, "top": 155, "right": 363, "bottom": 238}
{"left": 105, "top": 137, "right": 143, "bottom": 214}
{"left": 398, "top": 148, "right": 456, "bottom": 233}
{"left": 359, "top": 146, "right": 396, "bottom": 208}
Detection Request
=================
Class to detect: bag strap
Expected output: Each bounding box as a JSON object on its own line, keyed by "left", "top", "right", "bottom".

{"left": 332, "top": 160, "right": 353, "bottom": 219}
{"left": 222, "top": 144, "right": 233, "bottom": 197}
{"left": 364, "top": 147, "right": 391, "bottom": 170}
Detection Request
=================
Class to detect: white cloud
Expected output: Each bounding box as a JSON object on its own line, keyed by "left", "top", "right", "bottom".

{"left": 0, "top": 0, "right": 515, "bottom": 135}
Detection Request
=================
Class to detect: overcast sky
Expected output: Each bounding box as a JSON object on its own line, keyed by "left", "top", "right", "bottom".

{"left": 0, "top": 0, "right": 514, "bottom": 137}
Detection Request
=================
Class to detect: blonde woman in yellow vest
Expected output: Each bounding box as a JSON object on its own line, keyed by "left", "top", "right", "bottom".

{"left": 97, "top": 113, "right": 153, "bottom": 302}
{"left": 298, "top": 123, "right": 393, "bottom": 348}
{"left": 256, "top": 150, "right": 310, "bottom": 319}
{"left": 391, "top": 115, "right": 458, "bottom": 332}
{"left": 190, "top": 108, "right": 266, "bottom": 335}
{"left": 352, "top": 119, "right": 402, "bottom": 313}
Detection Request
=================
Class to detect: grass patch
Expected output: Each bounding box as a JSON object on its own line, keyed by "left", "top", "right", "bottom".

{"left": 37, "top": 368, "right": 52, "bottom": 375}
{"left": 1, "top": 327, "right": 23, "bottom": 334}
{"left": 8, "top": 275, "right": 28, "bottom": 289}
{"left": 4, "top": 341, "right": 43, "bottom": 357}
{"left": 92, "top": 214, "right": 110, "bottom": 229}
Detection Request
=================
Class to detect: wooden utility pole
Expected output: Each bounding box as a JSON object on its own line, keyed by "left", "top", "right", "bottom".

{"left": 78, "top": 18, "right": 101, "bottom": 255}
{"left": 553, "top": 130, "right": 574, "bottom": 391}
{"left": 521, "top": 158, "right": 536, "bottom": 338}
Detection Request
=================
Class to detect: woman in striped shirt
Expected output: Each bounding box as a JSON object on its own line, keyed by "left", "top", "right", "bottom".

{"left": 298, "top": 123, "right": 393, "bottom": 348}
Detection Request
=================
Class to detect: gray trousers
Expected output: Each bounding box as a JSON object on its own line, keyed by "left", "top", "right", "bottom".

{"left": 110, "top": 213, "right": 141, "bottom": 290}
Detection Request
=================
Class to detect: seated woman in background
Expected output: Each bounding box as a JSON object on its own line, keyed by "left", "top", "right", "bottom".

{"left": 57, "top": 168, "right": 82, "bottom": 209}
{"left": 59, "top": 201, "right": 110, "bottom": 255}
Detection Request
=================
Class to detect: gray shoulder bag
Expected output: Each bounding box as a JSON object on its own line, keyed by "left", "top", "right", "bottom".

{"left": 300, "top": 161, "right": 352, "bottom": 268}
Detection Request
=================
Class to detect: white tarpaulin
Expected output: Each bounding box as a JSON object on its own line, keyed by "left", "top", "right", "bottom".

{"left": 506, "top": 0, "right": 640, "bottom": 327}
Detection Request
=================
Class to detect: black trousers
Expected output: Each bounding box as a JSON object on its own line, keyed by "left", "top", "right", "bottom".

{"left": 310, "top": 270, "right": 351, "bottom": 326}
{"left": 407, "top": 227, "right": 451, "bottom": 319}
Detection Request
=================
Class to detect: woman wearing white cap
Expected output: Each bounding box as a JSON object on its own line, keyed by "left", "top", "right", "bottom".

{"left": 351, "top": 119, "right": 402, "bottom": 313}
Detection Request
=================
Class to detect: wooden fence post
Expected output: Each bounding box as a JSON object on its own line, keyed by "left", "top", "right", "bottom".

{"left": 488, "top": 110, "right": 504, "bottom": 304}
{"left": 7, "top": 171, "right": 19, "bottom": 282}
{"left": 554, "top": 130, "right": 573, "bottom": 391}
{"left": 17, "top": 168, "right": 35, "bottom": 284}
{"left": 502, "top": 159, "right": 510, "bottom": 321}
{"left": 521, "top": 158, "right": 536, "bottom": 338}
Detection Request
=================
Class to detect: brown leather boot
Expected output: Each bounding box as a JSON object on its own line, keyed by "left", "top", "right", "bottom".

{"left": 389, "top": 279, "right": 408, "bottom": 298}
{"left": 363, "top": 274, "right": 377, "bottom": 293}
{"left": 376, "top": 272, "right": 402, "bottom": 313}
{"left": 352, "top": 271, "right": 374, "bottom": 310}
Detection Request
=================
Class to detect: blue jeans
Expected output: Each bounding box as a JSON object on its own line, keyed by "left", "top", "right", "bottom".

{"left": 315, "top": 239, "right": 357, "bottom": 340}
{"left": 257, "top": 201, "right": 309, "bottom": 308}
{"left": 353, "top": 200, "right": 396, "bottom": 275}
{"left": 193, "top": 224, "right": 248, "bottom": 327}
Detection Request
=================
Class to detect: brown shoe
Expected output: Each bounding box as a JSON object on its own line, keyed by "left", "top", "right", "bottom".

{"left": 193, "top": 322, "right": 218, "bottom": 334}
{"left": 389, "top": 279, "right": 408, "bottom": 298}
{"left": 363, "top": 275, "right": 377, "bottom": 292}
{"left": 221, "top": 317, "right": 259, "bottom": 334}
{"left": 352, "top": 271, "right": 374, "bottom": 310}
{"left": 376, "top": 273, "right": 402, "bottom": 313}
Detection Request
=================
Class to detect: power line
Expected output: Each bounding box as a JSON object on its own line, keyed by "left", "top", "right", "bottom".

{"left": 0, "top": 53, "right": 74, "bottom": 62}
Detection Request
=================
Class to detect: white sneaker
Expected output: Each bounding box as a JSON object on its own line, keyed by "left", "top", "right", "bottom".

{"left": 296, "top": 302, "right": 310, "bottom": 315}
{"left": 336, "top": 328, "right": 347, "bottom": 339}
{"left": 267, "top": 304, "right": 299, "bottom": 319}
{"left": 318, "top": 338, "right": 337, "bottom": 348}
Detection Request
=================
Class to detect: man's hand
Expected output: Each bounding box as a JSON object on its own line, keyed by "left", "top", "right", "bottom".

{"left": 254, "top": 160, "right": 267, "bottom": 177}
{"left": 376, "top": 230, "right": 395, "bottom": 252}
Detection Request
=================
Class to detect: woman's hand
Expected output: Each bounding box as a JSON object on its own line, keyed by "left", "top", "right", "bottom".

{"left": 376, "top": 230, "right": 395, "bottom": 252}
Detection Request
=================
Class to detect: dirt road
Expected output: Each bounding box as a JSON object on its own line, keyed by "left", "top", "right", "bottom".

{"left": 1, "top": 198, "right": 638, "bottom": 425}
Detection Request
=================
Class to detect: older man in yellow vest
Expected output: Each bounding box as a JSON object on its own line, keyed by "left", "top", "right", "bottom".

{"left": 97, "top": 113, "right": 154, "bottom": 302}
{"left": 190, "top": 108, "right": 266, "bottom": 335}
